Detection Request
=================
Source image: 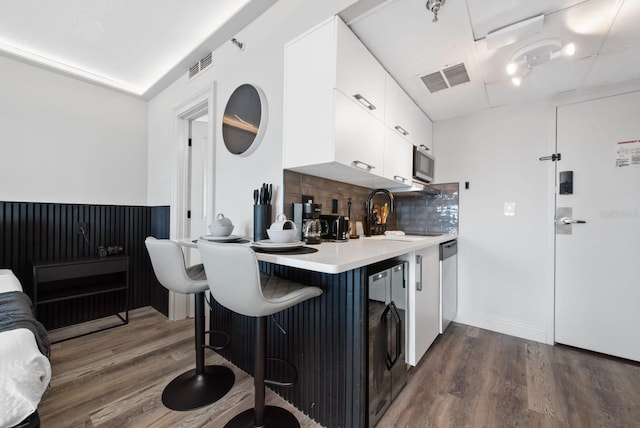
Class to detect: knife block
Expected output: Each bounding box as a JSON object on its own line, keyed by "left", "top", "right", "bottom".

{"left": 253, "top": 204, "right": 272, "bottom": 242}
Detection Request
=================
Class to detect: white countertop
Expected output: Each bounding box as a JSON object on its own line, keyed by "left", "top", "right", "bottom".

{"left": 180, "top": 234, "right": 457, "bottom": 274}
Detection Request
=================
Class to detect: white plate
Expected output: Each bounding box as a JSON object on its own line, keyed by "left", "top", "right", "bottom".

{"left": 253, "top": 240, "right": 304, "bottom": 249}
{"left": 200, "top": 234, "right": 245, "bottom": 243}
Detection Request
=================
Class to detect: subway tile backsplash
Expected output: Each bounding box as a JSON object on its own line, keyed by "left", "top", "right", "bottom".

{"left": 283, "top": 170, "right": 459, "bottom": 236}
{"left": 395, "top": 182, "right": 459, "bottom": 235}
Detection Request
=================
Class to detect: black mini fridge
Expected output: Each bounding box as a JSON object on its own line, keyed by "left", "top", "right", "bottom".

{"left": 368, "top": 261, "right": 407, "bottom": 427}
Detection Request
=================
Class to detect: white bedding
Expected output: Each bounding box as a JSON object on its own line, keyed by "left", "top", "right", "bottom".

{"left": 0, "top": 269, "right": 52, "bottom": 428}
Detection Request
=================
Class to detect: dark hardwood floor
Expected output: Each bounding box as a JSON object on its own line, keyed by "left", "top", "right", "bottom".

{"left": 39, "top": 307, "right": 640, "bottom": 427}
{"left": 379, "top": 322, "right": 640, "bottom": 428}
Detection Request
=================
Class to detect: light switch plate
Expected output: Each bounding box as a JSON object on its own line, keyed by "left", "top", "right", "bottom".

{"left": 504, "top": 202, "right": 516, "bottom": 216}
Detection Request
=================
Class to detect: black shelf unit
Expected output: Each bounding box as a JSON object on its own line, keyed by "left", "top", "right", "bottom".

{"left": 32, "top": 256, "right": 129, "bottom": 341}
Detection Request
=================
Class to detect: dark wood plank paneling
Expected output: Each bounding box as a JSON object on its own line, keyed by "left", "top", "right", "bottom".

{"left": 210, "top": 262, "right": 367, "bottom": 428}
{"left": 0, "top": 201, "right": 170, "bottom": 326}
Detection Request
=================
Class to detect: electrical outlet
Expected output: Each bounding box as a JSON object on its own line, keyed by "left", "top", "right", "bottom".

{"left": 76, "top": 222, "right": 88, "bottom": 234}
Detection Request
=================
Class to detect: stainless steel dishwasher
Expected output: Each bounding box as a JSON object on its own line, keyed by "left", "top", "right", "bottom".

{"left": 439, "top": 239, "right": 458, "bottom": 333}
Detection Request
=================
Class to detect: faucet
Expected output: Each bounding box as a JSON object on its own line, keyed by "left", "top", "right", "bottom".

{"left": 365, "top": 189, "right": 394, "bottom": 236}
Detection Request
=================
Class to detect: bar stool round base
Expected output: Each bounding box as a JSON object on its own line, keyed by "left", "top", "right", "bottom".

{"left": 162, "top": 365, "right": 235, "bottom": 411}
{"left": 224, "top": 406, "right": 300, "bottom": 428}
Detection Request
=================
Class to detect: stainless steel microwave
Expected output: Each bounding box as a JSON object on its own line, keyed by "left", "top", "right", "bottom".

{"left": 413, "top": 145, "right": 434, "bottom": 183}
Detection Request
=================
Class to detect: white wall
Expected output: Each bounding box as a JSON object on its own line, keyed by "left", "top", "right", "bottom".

{"left": 0, "top": 55, "right": 148, "bottom": 206}
{"left": 434, "top": 80, "right": 640, "bottom": 343}
{"left": 434, "top": 101, "right": 551, "bottom": 342}
{"left": 147, "top": 0, "right": 355, "bottom": 237}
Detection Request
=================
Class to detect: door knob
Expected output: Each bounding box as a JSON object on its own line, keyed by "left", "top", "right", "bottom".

{"left": 559, "top": 217, "right": 586, "bottom": 225}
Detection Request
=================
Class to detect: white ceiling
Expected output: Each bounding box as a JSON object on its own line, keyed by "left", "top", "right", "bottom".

{"left": 347, "top": 0, "right": 640, "bottom": 120}
{"left": 1, "top": 0, "right": 639, "bottom": 120}
{"left": 0, "top": 0, "right": 276, "bottom": 98}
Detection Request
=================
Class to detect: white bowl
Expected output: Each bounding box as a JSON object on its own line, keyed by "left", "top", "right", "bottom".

{"left": 209, "top": 224, "right": 234, "bottom": 237}
{"left": 267, "top": 228, "right": 297, "bottom": 243}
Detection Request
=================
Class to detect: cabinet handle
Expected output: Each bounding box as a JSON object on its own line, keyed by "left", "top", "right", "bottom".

{"left": 394, "top": 125, "right": 409, "bottom": 136}
{"left": 393, "top": 175, "right": 408, "bottom": 183}
{"left": 416, "top": 254, "right": 423, "bottom": 291}
{"left": 387, "top": 301, "right": 402, "bottom": 369}
{"left": 353, "top": 94, "right": 377, "bottom": 111}
{"left": 353, "top": 160, "right": 375, "bottom": 171}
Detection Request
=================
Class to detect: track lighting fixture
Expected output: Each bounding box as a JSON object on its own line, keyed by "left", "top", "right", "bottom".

{"left": 506, "top": 39, "right": 575, "bottom": 86}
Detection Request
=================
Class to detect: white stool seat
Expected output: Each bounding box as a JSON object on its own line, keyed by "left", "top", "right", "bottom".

{"left": 145, "top": 237, "right": 234, "bottom": 411}
{"left": 198, "top": 241, "right": 322, "bottom": 428}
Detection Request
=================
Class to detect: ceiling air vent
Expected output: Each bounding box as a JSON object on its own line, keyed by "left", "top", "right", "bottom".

{"left": 420, "top": 62, "right": 470, "bottom": 93}
{"left": 188, "top": 52, "right": 213, "bottom": 79}
{"left": 189, "top": 63, "right": 200, "bottom": 79}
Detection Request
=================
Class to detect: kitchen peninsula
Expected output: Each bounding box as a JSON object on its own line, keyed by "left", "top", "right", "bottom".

{"left": 189, "top": 234, "right": 455, "bottom": 427}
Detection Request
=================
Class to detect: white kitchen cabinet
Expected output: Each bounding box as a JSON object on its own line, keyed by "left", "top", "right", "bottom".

{"left": 406, "top": 245, "right": 440, "bottom": 366}
{"left": 284, "top": 15, "right": 426, "bottom": 188}
{"left": 284, "top": 89, "right": 385, "bottom": 182}
{"left": 385, "top": 75, "right": 433, "bottom": 152}
{"left": 285, "top": 16, "right": 385, "bottom": 121}
{"left": 383, "top": 127, "right": 413, "bottom": 186}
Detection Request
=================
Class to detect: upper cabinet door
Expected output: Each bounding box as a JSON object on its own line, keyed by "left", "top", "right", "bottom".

{"left": 385, "top": 75, "right": 433, "bottom": 151}
{"left": 334, "top": 90, "right": 385, "bottom": 176}
{"left": 335, "top": 18, "right": 386, "bottom": 122}
{"left": 383, "top": 127, "right": 413, "bottom": 186}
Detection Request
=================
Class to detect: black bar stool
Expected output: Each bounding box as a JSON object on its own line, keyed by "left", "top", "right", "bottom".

{"left": 198, "top": 241, "right": 322, "bottom": 428}
{"left": 145, "top": 237, "right": 235, "bottom": 411}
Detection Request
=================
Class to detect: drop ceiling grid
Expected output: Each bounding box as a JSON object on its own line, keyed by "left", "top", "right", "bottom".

{"left": 465, "top": 0, "right": 588, "bottom": 40}
{"left": 350, "top": 0, "right": 475, "bottom": 82}
{"left": 476, "top": 0, "right": 606, "bottom": 86}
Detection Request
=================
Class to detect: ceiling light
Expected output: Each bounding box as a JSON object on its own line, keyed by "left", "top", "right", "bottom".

{"left": 564, "top": 42, "right": 576, "bottom": 56}
{"left": 507, "top": 39, "right": 575, "bottom": 86}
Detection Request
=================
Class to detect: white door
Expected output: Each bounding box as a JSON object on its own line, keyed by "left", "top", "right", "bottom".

{"left": 555, "top": 91, "right": 640, "bottom": 361}
{"left": 188, "top": 119, "right": 209, "bottom": 251}
{"left": 186, "top": 118, "right": 208, "bottom": 318}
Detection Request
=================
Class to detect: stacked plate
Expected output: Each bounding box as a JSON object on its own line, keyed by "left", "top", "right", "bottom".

{"left": 253, "top": 240, "right": 304, "bottom": 251}
{"left": 200, "top": 235, "right": 245, "bottom": 243}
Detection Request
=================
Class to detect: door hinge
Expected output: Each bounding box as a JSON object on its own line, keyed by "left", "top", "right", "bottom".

{"left": 539, "top": 153, "right": 561, "bottom": 161}
{"left": 188, "top": 138, "right": 192, "bottom": 147}
{"left": 187, "top": 210, "right": 191, "bottom": 219}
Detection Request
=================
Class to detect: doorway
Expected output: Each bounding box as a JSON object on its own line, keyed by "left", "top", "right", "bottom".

{"left": 554, "top": 90, "right": 640, "bottom": 361}
{"left": 171, "top": 87, "right": 215, "bottom": 320}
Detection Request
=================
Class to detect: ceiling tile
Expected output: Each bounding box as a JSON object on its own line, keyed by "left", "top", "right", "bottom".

{"left": 584, "top": 45, "right": 640, "bottom": 87}
{"left": 486, "top": 57, "right": 593, "bottom": 107}
{"left": 466, "top": 0, "right": 587, "bottom": 40}
{"left": 599, "top": 0, "right": 640, "bottom": 53}
{"left": 416, "top": 85, "right": 490, "bottom": 121}
{"left": 350, "top": 0, "right": 475, "bottom": 80}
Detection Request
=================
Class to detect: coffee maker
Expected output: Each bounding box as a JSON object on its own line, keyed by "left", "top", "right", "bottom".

{"left": 293, "top": 202, "right": 323, "bottom": 244}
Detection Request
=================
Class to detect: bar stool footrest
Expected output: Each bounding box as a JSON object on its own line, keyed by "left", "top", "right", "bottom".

{"left": 264, "top": 357, "right": 298, "bottom": 387}
{"left": 206, "top": 330, "right": 231, "bottom": 351}
{"left": 224, "top": 406, "right": 300, "bottom": 428}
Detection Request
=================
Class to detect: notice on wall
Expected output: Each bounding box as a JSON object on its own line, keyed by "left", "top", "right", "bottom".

{"left": 615, "top": 139, "right": 640, "bottom": 167}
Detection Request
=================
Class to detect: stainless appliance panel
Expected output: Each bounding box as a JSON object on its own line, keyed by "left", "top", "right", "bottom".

{"left": 439, "top": 240, "right": 457, "bottom": 333}
{"left": 368, "top": 262, "right": 407, "bottom": 427}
